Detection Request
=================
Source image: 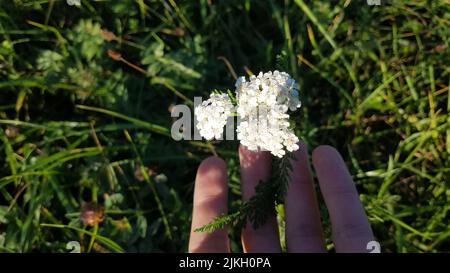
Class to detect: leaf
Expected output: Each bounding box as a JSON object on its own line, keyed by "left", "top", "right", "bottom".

{"left": 0, "top": 206, "right": 9, "bottom": 224}
{"left": 15, "top": 90, "right": 27, "bottom": 113}
{"left": 136, "top": 214, "right": 147, "bottom": 238}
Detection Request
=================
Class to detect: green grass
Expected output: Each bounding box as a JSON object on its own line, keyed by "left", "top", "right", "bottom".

{"left": 0, "top": 0, "right": 449, "bottom": 252}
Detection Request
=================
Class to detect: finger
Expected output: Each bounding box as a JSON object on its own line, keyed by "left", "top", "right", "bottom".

{"left": 239, "top": 145, "right": 281, "bottom": 253}
{"left": 189, "top": 156, "right": 229, "bottom": 253}
{"left": 312, "top": 145, "right": 374, "bottom": 253}
{"left": 285, "top": 141, "right": 325, "bottom": 252}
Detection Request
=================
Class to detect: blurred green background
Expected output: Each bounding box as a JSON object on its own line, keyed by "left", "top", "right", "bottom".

{"left": 0, "top": 0, "right": 449, "bottom": 252}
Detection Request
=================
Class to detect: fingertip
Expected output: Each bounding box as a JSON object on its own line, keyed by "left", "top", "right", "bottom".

{"left": 292, "top": 140, "right": 308, "bottom": 158}
{"left": 195, "top": 156, "right": 228, "bottom": 199}
{"left": 238, "top": 144, "right": 271, "bottom": 170}
{"left": 197, "top": 156, "right": 227, "bottom": 176}
{"left": 238, "top": 144, "right": 249, "bottom": 154}
{"left": 238, "top": 144, "right": 271, "bottom": 185}
{"left": 312, "top": 145, "right": 340, "bottom": 165}
{"left": 290, "top": 140, "right": 311, "bottom": 175}
{"left": 297, "top": 139, "right": 308, "bottom": 149}
{"left": 312, "top": 145, "right": 352, "bottom": 189}
{"left": 238, "top": 144, "right": 261, "bottom": 161}
{"left": 312, "top": 144, "right": 338, "bottom": 157}
{"left": 290, "top": 140, "right": 312, "bottom": 177}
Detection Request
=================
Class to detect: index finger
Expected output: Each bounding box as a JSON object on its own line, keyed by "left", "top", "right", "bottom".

{"left": 189, "top": 156, "right": 230, "bottom": 253}
{"left": 312, "top": 145, "right": 374, "bottom": 253}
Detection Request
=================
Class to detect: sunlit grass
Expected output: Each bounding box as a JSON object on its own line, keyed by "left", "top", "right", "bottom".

{"left": 0, "top": 0, "right": 449, "bottom": 253}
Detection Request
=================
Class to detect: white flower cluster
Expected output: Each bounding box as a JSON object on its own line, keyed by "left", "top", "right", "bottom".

{"left": 67, "top": 0, "right": 81, "bottom": 6}
{"left": 195, "top": 71, "right": 301, "bottom": 157}
{"left": 236, "top": 71, "right": 301, "bottom": 157}
{"left": 195, "top": 93, "right": 233, "bottom": 140}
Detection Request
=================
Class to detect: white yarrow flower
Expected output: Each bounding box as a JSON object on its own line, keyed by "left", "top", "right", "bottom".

{"left": 195, "top": 70, "right": 301, "bottom": 158}
{"left": 195, "top": 93, "right": 233, "bottom": 140}
{"left": 236, "top": 71, "right": 301, "bottom": 157}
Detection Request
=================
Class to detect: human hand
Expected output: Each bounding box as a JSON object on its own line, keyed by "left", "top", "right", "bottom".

{"left": 188, "top": 141, "right": 375, "bottom": 253}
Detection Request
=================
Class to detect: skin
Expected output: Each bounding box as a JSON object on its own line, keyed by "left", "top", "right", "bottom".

{"left": 188, "top": 141, "right": 374, "bottom": 253}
